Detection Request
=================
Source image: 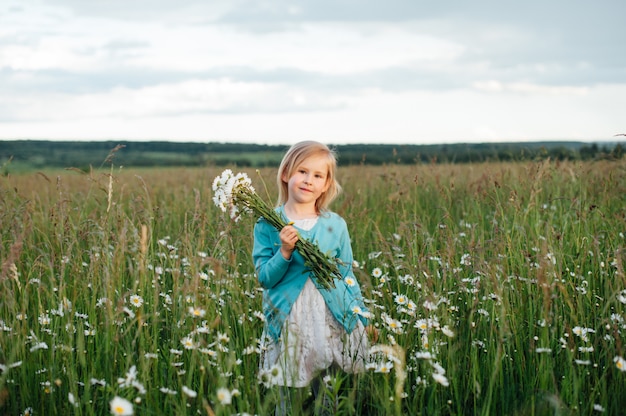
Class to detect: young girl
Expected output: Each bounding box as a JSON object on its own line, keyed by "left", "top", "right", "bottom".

{"left": 253, "top": 141, "right": 375, "bottom": 414}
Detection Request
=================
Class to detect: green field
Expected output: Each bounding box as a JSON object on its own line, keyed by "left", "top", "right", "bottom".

{"left": 1, "top": 159, "right": 625, "bottom": 415}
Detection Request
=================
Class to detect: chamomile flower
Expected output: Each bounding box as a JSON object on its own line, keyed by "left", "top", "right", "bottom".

{"left": 216, "top": 387, "right": 232, "bottom": 405}
{"left": 129, "top": 295, "right": 144, "bottom": 308}
{"left": 182, "top": 386, "right": 197, "bottom": 398}
{"left": 375, "top": 361, "right": 394, "bottom": 373}
{"left": 432, "top": 372, "right": 449, "bottom": 387}
{"left": 188, "top": 306, "right": 206, "bottom": 318}
{"left": 344, "top": 276, "right": 356, "bottom": 286}
{"left": 371, "top": 268, "right": 383, "bottom": 278}
{"left": 614, "top": 356, "right": 626, "bottom": 371}
{"left": 109, "top": 396, "right": 134, "bottom": 415}
{"left": 38, "top": 314, "right": 51, "bottom": 325}
{"left": 180, "top": 336, "right": 196, "bottom": 350}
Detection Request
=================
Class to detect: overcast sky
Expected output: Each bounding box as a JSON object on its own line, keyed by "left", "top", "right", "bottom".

{"left": 1, "top": 0, "right": 625, "bottom": 145}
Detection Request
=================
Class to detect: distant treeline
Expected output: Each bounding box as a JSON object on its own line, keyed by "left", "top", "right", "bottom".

{"left": 1, "top": 140, "right": 624, "bottom": 172}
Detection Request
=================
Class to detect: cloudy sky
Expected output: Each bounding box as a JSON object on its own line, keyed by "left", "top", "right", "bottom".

{"left": 1, "top": 0, "right": 625, "bottom": 145}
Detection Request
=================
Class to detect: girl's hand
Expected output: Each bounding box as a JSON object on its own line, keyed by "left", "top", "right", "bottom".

{"left": 365, "top": 325, "right": 379, "bottom": 343}
{"left": 279, "top": 225, "right": 299, "bottom": 259}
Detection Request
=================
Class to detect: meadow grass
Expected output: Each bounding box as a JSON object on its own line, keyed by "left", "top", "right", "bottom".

{"left": 1, "top": 159, "right": 625, "bottom": 415}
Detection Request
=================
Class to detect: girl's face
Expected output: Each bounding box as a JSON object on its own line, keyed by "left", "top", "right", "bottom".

{"left": 282, "top": 154, "right": 330, "bottom": 208}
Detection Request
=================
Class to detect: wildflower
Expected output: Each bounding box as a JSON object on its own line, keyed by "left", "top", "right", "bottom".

{"left": 572, "top": 326, "right": 595, "bottom": 342}
{"left": 216, "top": 387, "right": 232, "bottom": 405}
{"left": 432, "top": 372, "right": 449, "bottom": 386}
{"left": 188, "top": 306, "right": 206, "bottom": 318}
{"left": 38, "top": 314, "right": 51, "bottom": 325}
{"left": 614, "top": 356, "right": 626, "bottom": 371}
{"left": 394, "top": 294, "right": 408, "bottom": 305}
{"left": 30, "top": 342, "right": 48, "bottom": 352}
{"left": 129, "top": 295, "right": 143, "bottom": 308}
{"left": 365, "top": 361, "right": 377, "bottom": 371}
{"left": 593, "top": 404, "right": 605, "bottom": 412}
{"left": 253, "top": 310, "right": 265, "bottom": 321}
{"left": 181, "top": 337, "right": 196, "bottom": 350}
{"left": 182, "top": 386, "right": 197, "bottom": 398}
{"left": 383, "top": 314, "right": 403, "bottom": 334}
{"left": 414, "top": 351, "right": 434, "bottom": 360}
{"left": 257, "top": 369, "right": 273, "bottom": 387}
{"left": 423, "top": 300, "right": 438, "bottom": 311}
{"left": 371, "top": 268, "right": 383, "bottom": 278}
{"left": 345, "top": 276, "right": 356, "bottom": 286}
{"left": 96, "top": 297, "right": 110, "bottom": 308}
{"left": 109, "top": 396, "right": 134, "bottom": 415}
{"left": 90, "top": 378, "right": 106, "bottom": 387}
{"left": 375, "top": 361, "right": 394, "bottom": 373}
{"left": 68, "top": 392, "right": 78, "bottom": 407}
{"left": 159, "top": 387, "right": 177, "bottom": 395}
{"left": 440, "top": 325, "right": 455, "bottom": 338}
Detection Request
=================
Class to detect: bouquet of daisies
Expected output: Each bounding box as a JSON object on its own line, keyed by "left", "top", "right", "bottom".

{"left": 212, "top": 169, "right": 339, "bottom": 290}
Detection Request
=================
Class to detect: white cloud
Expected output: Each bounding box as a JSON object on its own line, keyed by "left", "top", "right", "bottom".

{"left": 0, "top": 0, "right": 624, "bottom": 143}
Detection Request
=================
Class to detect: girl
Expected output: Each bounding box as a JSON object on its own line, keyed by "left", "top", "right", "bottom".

{"left": 253, "top": 141, "right": 375, "bottom": 414}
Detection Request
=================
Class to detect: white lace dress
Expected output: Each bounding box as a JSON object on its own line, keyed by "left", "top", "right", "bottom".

{"left": 260, "top": 217, "right": 370, "bottom": 388}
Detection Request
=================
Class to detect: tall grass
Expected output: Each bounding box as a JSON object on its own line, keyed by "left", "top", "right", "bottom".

{"left": 1, "top": 158, "right": 625, "bottom": 415}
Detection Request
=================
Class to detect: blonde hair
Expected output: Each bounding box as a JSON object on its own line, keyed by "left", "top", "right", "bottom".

{"left": 277, "top": 141, "right": 341, "bottom": 213}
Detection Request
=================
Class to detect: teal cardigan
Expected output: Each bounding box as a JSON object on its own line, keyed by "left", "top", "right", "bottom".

{"left": 253, "top": 206, "right": 370, "bottom": 341}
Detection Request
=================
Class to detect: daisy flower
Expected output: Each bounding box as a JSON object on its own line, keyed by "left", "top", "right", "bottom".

{"left": 432, "top": 372, "right": 449, "bottom": 387}
{"left": 394, "top": 294, "right": 408, "bottom": 305}
{"left": 129, "top": 295, "right": 143, "bottom": 308}
{"left": 216, "top": 387, "right": 232, "bottom": 405}
{"left": 188, "top": 306, "right": 206, "bottom": 318}
{"left": 182, "top": 386, "right": 197, "bottom": 398}
{"left": 181, "top": 336, "right": 196, "bottom": 350}
{"left": 109, "top": 396, "right": 134, "bottom": 416}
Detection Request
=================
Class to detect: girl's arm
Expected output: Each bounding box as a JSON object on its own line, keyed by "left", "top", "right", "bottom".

{"left": 253, "top": 219, "right": 292, "bottom": 289}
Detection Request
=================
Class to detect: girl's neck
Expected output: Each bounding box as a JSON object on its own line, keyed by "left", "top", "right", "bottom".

{"left": 283, "top": 202, "right": 318, "bottom": 220}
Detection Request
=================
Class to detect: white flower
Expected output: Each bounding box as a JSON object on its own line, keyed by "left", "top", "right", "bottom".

{"left": 181, "top": 337, "right": 196, "bottom": 350}
{"left": 129, "top": 295, "right": 143, "bottom": 308}
{"left": 440, "top": 325, "right": 455, "bottom": 338}
{"left": 375, "top": 361, "right": 394, "bottom": 373}
{"left": 216, "top": 387, "right": 232, "bottom": 405}
{"left": 182, "top": 386, "right": 197, "bottom": 398}
{"left": 432, "top": 372, "right": 449, "bottom": 386}
{"left": 394, "top": 294, "right": 408, "bottom": 305}
{"left": 30, "top": 342, "right": 48, "bottom": 352}
{"left": 109, "top": 396, "right": 134, "bottom": 415}
{"left": 188, "top": 306, "right": 206, "bottom": 318}
{"left": 344, "top": 276, "right": 356, "bottom": 286}
{"left": 614, "top": 356, "right": 626, "bottom": 371}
